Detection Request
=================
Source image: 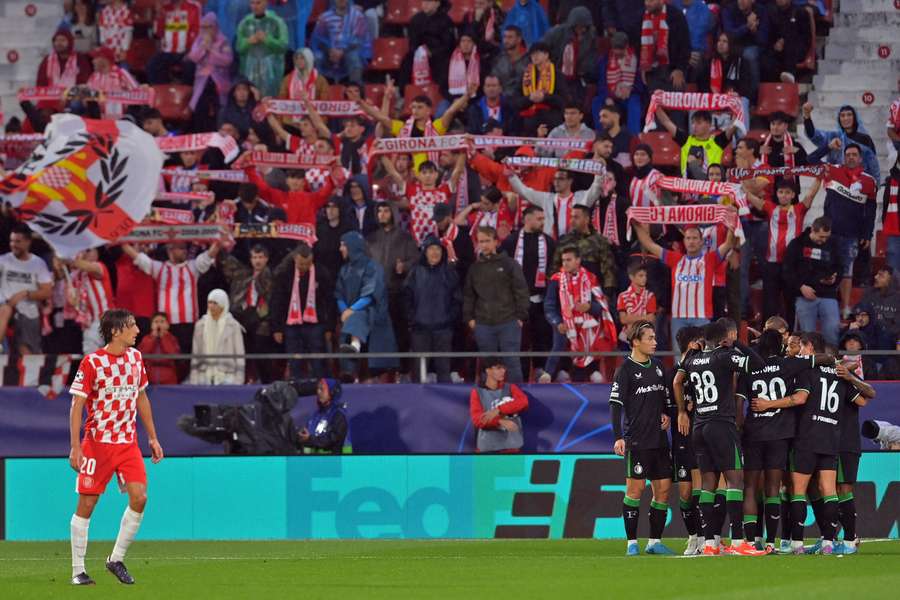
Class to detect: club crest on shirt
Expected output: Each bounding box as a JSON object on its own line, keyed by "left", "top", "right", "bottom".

{"left": 634, "top": 372, "right": 642, "bottom": 379}
{"left": 74, "top": 370, "right": 85, "bottom": 383}
{"left": 633, "top": 462, "right": 643, "bottom": 475}
{"left": 656, "top": 367, "right": 663, "bottom": 377}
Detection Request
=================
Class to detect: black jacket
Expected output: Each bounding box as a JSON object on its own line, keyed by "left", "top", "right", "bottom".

{"left": 270, "top": 259, "right": 337, "bottom": 334}
{"left": 404, "top": 237, "right": 462, "bottom": 331}
{"left": 783, "top": 228, "right": 840, "bottom": 300}
{"left": 463, "top": 251, "right": 530, "bottom": 325}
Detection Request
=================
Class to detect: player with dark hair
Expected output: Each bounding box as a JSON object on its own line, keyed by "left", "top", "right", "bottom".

{"left": 670, "top": 325, "right": 705, "bottom": 555}
{"left": 677, "top": 320, "right": 767, "bottom": 555}
{"left": 736, "top": 329, "right": 832, "bottom": 553}
{"left": 749, "top": 332, "right": 867, "bottom": 555}
{"left": 68, "top": 309, "right": 163, "bottom": 585}
{"left": 610, "top": 320, "right": 674, "bottom": 556}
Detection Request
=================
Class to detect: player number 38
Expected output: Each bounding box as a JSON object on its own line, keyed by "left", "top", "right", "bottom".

{"left": 689, "top": 371, "right": 718, "bottom": 404}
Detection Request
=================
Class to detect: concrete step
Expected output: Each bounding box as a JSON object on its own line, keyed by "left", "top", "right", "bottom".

{"left": 812, "top": 74, "right": 896, "bottom": 93}
{"left": 839, "top": 0, "right": 899, "bottom": 13}
{"left": 818, "top": 58, "right": 900, "bottom": 76}
{"left": 1, "top": 1, "right": 63, "bottom": 19}
{"left": 835, "top": 11, "right": 900, "bottom": 29}
{"left": 0, "top": 16, "right": 59, "bottom": 34}
{"left": 827, "top": 25, "right": 899, "bottom": 44}
{"left": 824, "top": 41, "right": 898, "bottom": 61}
{"left": 0, "top": 61, "right": 50, "bottom": 81}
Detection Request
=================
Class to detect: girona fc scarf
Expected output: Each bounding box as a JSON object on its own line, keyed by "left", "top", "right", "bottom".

{"left": 156, "top": 132, "right": 239, "bottom": 163}
{"left": 639, "top": 6, "right": 669, "bottom": 71}
{"left": 440, "top": 222, "right": 459, "bottom": 263}
{"left": 644, "top": 91, "right": 746, "bottom": 135}
{"left": 287, "top": 265, "right": 318, "bottom": 325}
{"left": 513, "top": 229, "right": 547, "bottom": 288}
{"left": 626, "top": 204, "right": 737, "bottom": 239}
{"left": 412, "top": 45, "right": 432, "bottom": 86}
{"left": 400, "top": 116, "right": 440, "bottom": 163}
{"left": 554, "top": 267, "right": 617, "bottom": 367}
{"left": 762, "top": 133, "right": 795, "bottom": 168}
{"left": 448, "top": 46, "right": 480, "bottom": 97}
{"left": 599, "top": 196, "right": 621, "bottom": 247}
{"left": 289, "top": 66, "right": 319, "bottom": 100}
{"left": 503, "top": 156, "right": 606, "bottom": 176}
{"left": 884, "top": 179, "right": 900, "bottom": 236}
{"left": 709, "top": 57, "right": 724, "bottom": 94}
{"left": 45, "top": 52, "right": 79, "bottom": 88}
{"left": 0, "top": 114, "right": 163, "bottom": 258}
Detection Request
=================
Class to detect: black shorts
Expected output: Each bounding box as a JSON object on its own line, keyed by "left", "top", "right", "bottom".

{"left": 671, "top": 430, "right": 697, "bottom": 481}
{"left": 838, "top": 452, "right": 861, "bottom": 484}
{"left": 790, "top": 448, "right": 837, "bottom": 475}
{"left": 626, "top": 447, "right": 672, "bottom": 481}
{"left": 743, "top": 439, "right": 790, "bottom": 472}
{"left": 692, "top": 421, "right": 742, "bottom": 473}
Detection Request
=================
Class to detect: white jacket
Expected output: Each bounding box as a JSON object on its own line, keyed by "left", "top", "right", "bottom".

{"left": 189, "top": 312, "right": 246, "bottom": 385}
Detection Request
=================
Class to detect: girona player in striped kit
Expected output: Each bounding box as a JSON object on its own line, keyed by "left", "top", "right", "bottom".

{"left": 68, "top": 309, "right": 163, "bottom": 586}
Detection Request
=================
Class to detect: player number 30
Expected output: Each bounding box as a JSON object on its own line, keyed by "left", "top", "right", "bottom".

{"left": 689, "top": 371, "right": 718, "bottom": 404}
{"left": 79, "top": 457, "right": 96, "bottom": 476}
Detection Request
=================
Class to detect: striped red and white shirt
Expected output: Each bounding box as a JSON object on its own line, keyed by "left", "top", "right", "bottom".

{"left": 87, "top": 66, "right": 139, "bottom": 118}
{"left": 287, "top": 134, "right": 319, "bottom": 161}
{"left": 133, "top": 251, "right": 214, "bottom": 324}
{"left": 629, "top": 169, "right": 663, "bottom": 208}
{"left": 662, "top": 249, "right": 724, "bottom": 319}
{"left": 69, "top": 347, "right": 149, "bottom": 444}
{"left": 702, "top": 223, "right": 729, "bottom": 287}
{"left": 99, "top": 3, "right": 134, "bottom": 55}
{"left": 616, "top": 284, "right": 657, "bottom": 316}
{"left": 156, "top": 0, "right": 201, "bottom": 54}
{"left": 763, "top": 202, "right": 808, "bottom": 263}
{"left": 73, "top": 263, "right": 113, "bottom": 324}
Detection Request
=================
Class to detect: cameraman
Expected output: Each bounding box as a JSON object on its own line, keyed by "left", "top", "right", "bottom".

{"left": 298, "top": 379, "right": 348, "bottom": 455}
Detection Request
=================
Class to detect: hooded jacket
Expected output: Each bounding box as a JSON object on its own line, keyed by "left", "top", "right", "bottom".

{"left": 805, "top": 105, "right": 880, "bottom": 181}
{"left": 341, "top": 175, "right": 378, "bottom": 237}
{"left": 404, "top": 236, "right": 462, "bottom": 331}
{"left": 187, "top": 12, "right": 233, "bottom": 111}
{"left": 36, "top": 28, "right": 92, "bottom": 89}
{"left": 541, "top": 6, "right": 597, "bottom": 80}
{"left": 366, "top": 210, "right": 420, "bottom": 294}
{"left": 300, "top": 379, "right": 348, "bottom": 455}
{"left": 279, "top": 48, "right": 331, "bottom": 100}
{"left": 782, "top": 227, "right": 840, "bottom": 300}
{"left": 503, "top": 0, "right": 550, "bottom": 46}
{"left": 217, "top": 77, "right": 259, "bottom": 136}
{"left": 190, "top": 290, "right": 246, "bottom": 385}
{"left": 859, "top": 278, "right": 900, "bottom": 339}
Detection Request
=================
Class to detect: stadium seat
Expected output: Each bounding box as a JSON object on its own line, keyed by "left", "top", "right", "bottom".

{"left": 448, "top": 0, "right": 474, "bottom": 24}
{"left": 752, "top": 83, "right": 800, "bottom": 118}
{"left": 369, "top": 37, "right": 408, "bottom": 72}
{"left": 364, "top": 84, "right": 387, "bottom": 108}
{"left": 797, "top": 7, "right": 817, "bottom": 72}
{"left": 403, "top": 83, "right": 444, "bottom": 116}
{"left": 744, "top": 129, "right": 770, "bottom": 145}
{"left": 638, "top": 131, "right": 680, "bottom": 169}
{"left": 131, "top": 0, "right": 156, "bottom": 25}
{"left": 596, "top": 36, "right": 610, "bottom": 58}
{"left": 125, "top": 38, "right": 156, "bottom": 75}
{"left": 328, "top": 85, "right": 346, "bottom": 101}
{"left": 152, "top": 84, "right": 193, "bottom": 122}
{"left": 310, "top": 0, "right": 329, "bottom": 22}
{"left": 384, "top": 0, "right": 424, "bottom": 26}
{"left": 876, "top": 230, "right": 887, "bottom": 257}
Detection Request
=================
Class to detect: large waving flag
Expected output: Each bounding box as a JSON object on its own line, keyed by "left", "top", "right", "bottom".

{"left": 0, "top": 115, "right": 163, "bottom": 258}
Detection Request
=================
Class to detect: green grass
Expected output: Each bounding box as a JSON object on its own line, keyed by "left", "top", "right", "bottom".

{"left": 2, "top": 539, "right": 898, "bottom": 599}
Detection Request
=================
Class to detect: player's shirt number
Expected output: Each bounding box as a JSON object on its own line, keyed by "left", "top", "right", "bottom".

{"left": 690, "top": 371, "right": 718, "bottom": 404}
{"left": 819, "top": 378, "right": 840, "bottom": 413}
{"left": 751, "top": 377, "right": 787, "bottom": 404}
{"left": 79, "top": 457, "right": 96, "bottom": 476}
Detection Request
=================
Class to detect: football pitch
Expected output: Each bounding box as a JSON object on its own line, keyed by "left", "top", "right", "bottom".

{"left": 2, "top": 539, "right": 899, "bottom": 599}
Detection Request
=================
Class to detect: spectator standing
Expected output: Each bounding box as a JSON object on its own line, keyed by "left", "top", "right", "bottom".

{"left": 66, "top": 249, "right": 114, "bottom": 354}
{"left": 501, "top": 206, "right": 555, "bottom": 381}
{"left": 98, "top": 0, "right": 133, "bottom": 63}
{"left": 803, "top": 102, "right": 881, "bottom": 181}
{"left": 335, "top": 231, "right": 398, "bottom": 379}
{"left": 783, "top": 217, "right": 841, "bottom": 345}
{"left": 280, "top": 48, "right": 330, "bottom": 101}
{"left": 190, "top": 289, "right": 246, "bottom": 385}
{"left": 447, "top": 29, "right": 483, "bottom": 101}
{"left": 186, "top": 12, "right": 233, "bottom": 120}
{"left": 217, "top": 79, "right": 260, "bottom": 143}
{"left": 766, "top": 0, "right": 811, "bottom": 84}
{"left": 36, "top": 29, "right": 92, "bottom": 89}
{"left": 602, "top": 0, "right": 645, "bottom": 48}
{"left": 122, "top": 241, "right": 220, "bottom": 356}
{"left": 111, "top": 247, "right": 155, "bottom": 338}
{"left": 404, "top": 236, "right": 462, "bottom": 383}
{"left": 70, "top": 0, "right": 98, "bottom": 55}
{"left": 638, "top": 0, "right": 691, "bottom": 96}
{"left": 464, "top": 0, "right": 506, "bottom": 66}
{"left": 503, "top": 0, "right": 549, "bottom": 47}
{"left": 594, "top": 33, "right": 643, "bottom": 139}
{"left": 236, "top": 0, "right": 289, "bottom": 98}
{"left": 634, "top": 219, "right": 737, "bottom": 351}
{"left": 761, "top": 111, "right": 808, "bottom": 168}
{"left": 541, "top": 6, "right": 597, "bottom": 105}
{"left": 385, "top": 160, "right": 458, "bottom": 245}
{"left": 509, "top": 168, "right": 604, "bottom": 239}
{"left": 669, "top": 0, "right": 713, "bottom": 81}
{"left": 617, "top": 262, "right": 658, "bottom": 334}
{"left": 86, "top": 47, "right": 139, "bottom": 119}
{"left": 469, "top": 357, "right": 529, "bottom": 452}
{"left": 544, "top": 103, "right": 595, "bottom": 158}
{"left": 271, "top": 243, "right": 336, "bottom": 380}
{"left": 398, "top": 0, "right": 456, "bottom": 94}
{"left": 858, "top": 267, "right": 900, "bottom": 349}
{"left": 434, "top": 203, "right": 476, "bottom": 284}
{"left": 342, "top": 177, "right": 378, "bottom": 236}
{"left": 310, "top": 0, "right": 372, "bottom": 85}
{"left": 455, "top": 186, "right": 515, "bottom": 246}
{"left": 137, "top": 313, "right": 181, "bottom": 385}
{"left": 721, "top": 0, "right": 768, "bottom": 104}
{"left": 491, "top": 26, "right": 530, "bottom": 98}
{"left": 654, "top": 107, "right": 737, "bottom": 180}
{"left": 888, "top": 96, "right": 900, "bottom": 152}
{"left": 316, "top": 198, "right": 355, "bottom": 278}
{"left": 148, "top": 0, "right": 201, "bottom": 84}
{"left": 883, "top": 155, "right": 900, "bottom": 272}
{"left": 695, "top": 32, "right": 754, "bottom": 119}
{"left": 596, "top": 104, "right": 636, "bottom": 168}
{"left": 218, "top": 245, "right": 277, "bottom": 383}
{"left": 543, "top": 246, "right": 618, "bottom": 382}
{"left": 513, "top": 42, "right": 567, "bottom": 136}
{"left": 629, "top": 144, "right": 663, "bottom": 207}
{"left": 553, "top": 205, "right": 618, "bottom": 298}
{"left": 463, "top": 226, "right": 530, "bottom": 383}
{"left": 0, "top": 227, "right": 52, "bottom": 356}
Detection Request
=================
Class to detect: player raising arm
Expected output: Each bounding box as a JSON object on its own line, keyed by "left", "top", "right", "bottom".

{"left": 69, "top": 309, "right": 163, "bottom": 586}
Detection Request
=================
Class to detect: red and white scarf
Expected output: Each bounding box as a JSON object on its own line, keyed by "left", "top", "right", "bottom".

{"left": 640, "top": 6, "right": 669, "bottom": 71}
{"left": 625, "top": 204, "right": 738, "bottom": 239}
{"left": 514, "top": 229, "right": 547, "bottom": 289}
{"left": 156, "top": 132, "right": 240, "bottom": 163}
{"left": 599, "top": 196, "right": 621, "bottom": 247}
{"left": 709, "top": 58, "right": 724, "bottom": 94}
{"left": 483, "top": 9, "right": 496, "bottom": 43}
{"left": 246, "top": 273, "right": 264, "bottom": 309}
{"left": 503, "top": 156, "right": 606, "bottom": 175}
{"left": 561, "top": 35, "right": 579, "bottom": 79}
{"left": 553, "top": 193, "right": 575, "bottom": 239}
{"left": 607, "top": 47, "right": 637, "bottom": 97}
{"left": 644, "top": 91, "right": 746, "bottom": 135}
{"left": 440, "top": 223, "right": 459, "bottom": 263}
{"left": 448, "top": 46, "right": 480, "bottom": 97}
{"left": 555, "top": 267, "right": 617, "bottom": 367}
{"left": 286, "top": 265, "right": 318, "bottom": 325}
{"left": 45, "top": 51, "right": 79, "bottom": 88}
{"left": 399, "top": 116, "right": 439, "bottom": 163}
{"left": 620, "top": 284, "right": 651, "bottom": 316}
{"left": 288, "top": 67, "right": 318, "bottom": 100}
{"left": 728, "top": 164, "right": 828, "bottom": 179}
{"left": 412, "top": 45, "right": 432, "bottom": 86}
{"left": 762, "top": 132, "right": 795, "bottom": 168}
{"left": 884, "top": 179, "right": 900, "bottom": 236}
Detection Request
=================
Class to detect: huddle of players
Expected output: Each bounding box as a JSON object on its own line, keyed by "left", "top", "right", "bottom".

{"left": 609, "top": 317, "right": 873, "bottom": 556}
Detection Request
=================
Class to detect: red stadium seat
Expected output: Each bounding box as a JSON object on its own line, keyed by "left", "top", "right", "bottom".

{"left": 369, "top": 37, "right": 408, "bottom": 72}
{"left": 753, "top": 83, "right": 800, "bottom": 118}
{"left": 743, "top": 129, "right": 770, "bottom": 146}
{"left": 384, "top": 0, "right": 424, "bottom": 26}
{"left": 797, "top": 7, "right": 817, "bottom": 72}
{"left": 403, "top": 83, "right": 444, "bottom": 116}
{"left": 152, "top": 84, "right": 193, "bottom": 122}
{"left": 131, "top": 0, "right": 156, "bottom": 25}
{"left": 310, "top": 0, "right": 329, "bottom": 22}
{"left": 125, "top": 38, "right": 156, "bottom": 75}
{"left": 328, "top": 84, "right": 346, "bottom": 101}
{"left": 448, "top": 0, "right": 474, "bottom": 25}
{"left": 638, "top": 131, "right": 680, "bottom": 169}
{"left": 364, "top": 84, "right": 387, "bottom": 108}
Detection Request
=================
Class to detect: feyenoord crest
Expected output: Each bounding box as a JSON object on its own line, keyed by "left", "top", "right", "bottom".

{"left": 656, "top": 367, "right": 663, "bottom": 377}
{"left": 633, "top": 463, "right": 644, "bottom": 476}
{"left": 678, "top": 467, "right": 688, "bottom": 480}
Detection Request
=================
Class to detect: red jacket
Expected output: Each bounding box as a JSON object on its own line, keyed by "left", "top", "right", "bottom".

{"left": 138, "top": 332, "right": 181, "bottom": 385}
{"left": 114, "top": 253, "right": 155, "bottom": 318}
{"left": 469, "top": 383, "right": 529, "bottom": 429}
{"left": 245, "top": 168, "right": 334, "bottom": 225}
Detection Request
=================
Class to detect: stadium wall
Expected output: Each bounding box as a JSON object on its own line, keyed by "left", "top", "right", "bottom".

{"left": 2, "top": 383, "right": 900, "bottom": 456}
{"left": 2, "top": 454, "right": 897, "bottom": 541}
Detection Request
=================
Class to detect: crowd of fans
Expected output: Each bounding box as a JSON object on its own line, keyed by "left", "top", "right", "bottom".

{"left": 1, "top": 0, "right": 900, "bottom": 385}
